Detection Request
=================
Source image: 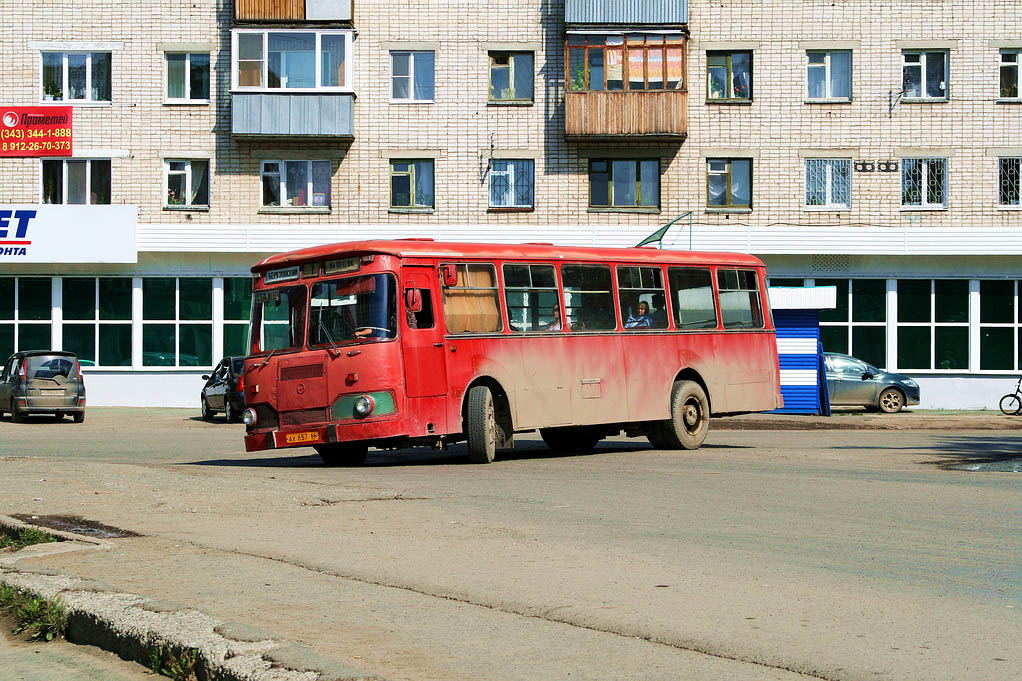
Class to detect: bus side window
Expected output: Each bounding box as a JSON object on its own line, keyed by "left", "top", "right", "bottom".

{"left": 562, "top": 264, "right": 615, "bottom": 331}
{"left": 717, "top": 268, "right": 763, "bottom": 328}
{"left": 668, "top": 267, "right": 718, "bottom": 330}
{"left": 617, "top": 266, "right": 669, "bottom": 330}
{"left": 503, "top": 264, "right": 559, "bottom": 332}
{"left": 407, "top": 289, "right": 434, "bottom": 329}
{"left": 441, "top": 263, "right": 503, "bottom": 333}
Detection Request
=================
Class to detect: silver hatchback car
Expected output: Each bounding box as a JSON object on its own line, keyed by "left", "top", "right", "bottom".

{"left": 824, "top": 353, "right": 920, "bottom": 413}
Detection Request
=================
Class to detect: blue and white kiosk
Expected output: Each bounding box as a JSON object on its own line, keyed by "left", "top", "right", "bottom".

{"left": 768, "top": 286, "right": 837, "bottom": 415}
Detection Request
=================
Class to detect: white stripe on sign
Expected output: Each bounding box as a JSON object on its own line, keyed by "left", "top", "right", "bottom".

{"left": 780, "top": 369, "right": 819, "bottom": 386}
{"left": 776, "top": 338, "right": 819, "bottom": 355}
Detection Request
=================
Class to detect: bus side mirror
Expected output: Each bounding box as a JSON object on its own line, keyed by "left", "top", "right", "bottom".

{"left": 439, "top": 264, "right": 457, "bottom": 287}
{"left": 405, "top": 288, "right": 423, "bottom": 313}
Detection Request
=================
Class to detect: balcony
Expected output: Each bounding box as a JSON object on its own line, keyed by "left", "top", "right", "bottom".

{"left": 565, "top": 91, "right": 687, "bottom": 139}
{"left": 234, "top": 0, "right": 352, "bottom": 22}
{"left": 232, "top": 93, "right": 353, "bottom": 137}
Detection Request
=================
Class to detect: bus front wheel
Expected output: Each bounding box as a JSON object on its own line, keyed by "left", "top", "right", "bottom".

{"left": 466, "top": 385, "right": 503, "bottom": 464}
{"left": 653, "top": 380, "right": 709, "bottom": 450}
{"left": 314, "top": 443, "right": 369, "bottom": 467}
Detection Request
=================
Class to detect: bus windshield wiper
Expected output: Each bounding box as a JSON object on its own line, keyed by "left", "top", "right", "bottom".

{"left": 260, "top": 348, "right": 278, "bottom": 368}
{"left": 318, "top": 315, "right": 341, "bottom": 358}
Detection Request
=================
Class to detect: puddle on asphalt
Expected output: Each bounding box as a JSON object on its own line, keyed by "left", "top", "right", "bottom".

{"left": 949, "top": 459, "right": 1022, "bottom": 473}
{"left": 10, "top": 514, "right": 140, "bottom": 538}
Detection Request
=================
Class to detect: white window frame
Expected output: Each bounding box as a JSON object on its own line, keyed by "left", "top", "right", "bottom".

{"left": 39, "top": 158, "right": 111, "bottom": 205}
{"left": 805, "top": 50, "right": 852, "bottom": 101}
{"left": 165, "top": 52, "right": 210, "bottom": 104}
{"left": 804, "top": 158, "right": 852, "bottom": 210}
{"left": 39, "top": 51, "right": 112, "bottom": 104}
{"left": 488, "top": 159, "right": 535, "bottom": 209}
{"left": 901, "top": 157, "right": 948, "bottom": 209}
{"left": 902, "top": 50, "right": 948, "bottom": 101}
{"left": 164, "top": 159, "right": 210, "bottom": 209}
{"left": 390, "top": 51, "right": 435, "bottom": 103}
{"left": 260, "top": 159, "right": 332, "bottom": 208}
{"left": 230, "top": 29, "right": 353, "bottom": 93}
{"left": 1000, "top": 50, "right": 1021, "bottom": 101}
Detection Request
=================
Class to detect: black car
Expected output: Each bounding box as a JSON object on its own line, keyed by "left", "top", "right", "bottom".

{"left": 0, "top": 350, "right": 86, "bottom": 423}
{"left": 200, "top": 356, "right": 246, "bottom": 422}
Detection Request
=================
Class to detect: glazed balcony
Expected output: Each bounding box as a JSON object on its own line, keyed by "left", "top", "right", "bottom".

{"left": 564, "top": 90, "right": 687, "bottom": 139}
{"left": 234, "top": 0, "right": 352, "bottom": 22}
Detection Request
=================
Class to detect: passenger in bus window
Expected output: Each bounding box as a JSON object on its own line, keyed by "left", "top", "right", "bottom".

{"left": 544, "top": 302, "right": 563, "bottom": 331}
{"left": 624, "top": 301, "right": 652, "bottom": 329}
{"left": 650, "top": 293, "right": 668, "bottom": 328}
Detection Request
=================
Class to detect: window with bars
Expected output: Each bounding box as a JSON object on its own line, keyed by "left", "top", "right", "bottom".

{"left": 1000, "top": 51, "right": 1019, "bottom": 99}
{"left": 261, "top": 160, "right": 331, "bottom": 208}
{"left": 902, "top": 51, "right": 948, "bottom": 101}
{"left": 41, "top": 52, "right": 111, "bottom": 102}
{"left": 707, "top": 158, "right": 752, "bottom": 209}
{"left": 165, "top": 160, "right": 209, "bottom": 208}
{"left": 806, "top": 50, "right": 851, "bottom": 101}
{"left": 489, "top": 52, "right": 533, "bottom": 102}
{"left": 566, "top": 34, "right": 684, "bottom": 92}
{"left": 589, "top": 159, "right": 659, "bottom": 209}
{"left": 897, "top": 279, "right": 968, "bottom": 371}
{"left": 488, "top": 159, "right": 534, "bottom": 209}
{"left": 817, "top": 279, "right": 887, "bottom": 369}
{"left": 999, "top": 157, "right": 1021, "bottom": 207}
{"left": 41, "top": 159, "right": 111, "bottom": 205}
{"left": 805, "top": 159, "right": 851, "bottom": 209}
{"left": 901, "top": 158, "right": 947, "bottom": 208}
{"left": 707, "top": 51, "right": 752, "bottom": 101}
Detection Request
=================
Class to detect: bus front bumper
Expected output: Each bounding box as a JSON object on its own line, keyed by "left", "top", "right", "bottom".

{"left": 244, "top": 419, "right": 402, "bottom": 452}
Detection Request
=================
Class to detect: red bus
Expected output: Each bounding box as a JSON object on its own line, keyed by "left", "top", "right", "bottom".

{"left": 241, "top": 240, "right": 782, "bottom": 464}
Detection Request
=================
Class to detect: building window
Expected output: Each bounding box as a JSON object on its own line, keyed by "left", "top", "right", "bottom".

{"left": 60, "top": 277, "right": 132, "bottom": 367}
{"left": 707, "top": 158, "right": 752, "bottom": 209}
{"left": 390, "top": 159, "right": 434, "bottom": 209}
{"left": 41, "top": 52, "right": 111, "bottom": 102}
{"left": 897, "top": 279, "right": 968, "bottom": 371}
{"left": 0, "top": 277, "right": 52, "bottom": 359}
{"left": 979, "top": 280, "right": 1020, "bottom": 371}
{"left": 489, "top": 159, "right": 534, "bottom": 209}
{"left": 566, "top": 34, "right": 684, "bottom": 91}
{"left": 817, "top": 279, "right": 887, "bottom": 369}
{"left": 1001, "top": 51, "right": 1020, "bottom": 99}
{"left": 588, "top": 159, "right": 659, "bottom": 209}
{"left": 805, "top": 159, "right": 851, "bottom": 209}
{"left": 165, "top": 160, "right": 210, "bottom": 208}
{"left": 707, "top": 51, "right": 752, "bottom": 101}
{"left": 232, "top": 30, "right": 351, "bottom": 90}
{"left": 166, "top": 53, "right": 210, "bottom": 102}
{"left": 391, "top": 51, "right": 435, "bottom": 102}
{"left": 902, "top": 50, "right": 948, "bottom": 101}
{"left": 1000, "top": 157, "right": 1021, "bottom": 207}
{"left": 142, "top": 277, "right": 213, "bottom": 367}
{"left": 41, "top": 159, "right": 111, "bottom": 205}
{"left": 223, "top": 277, "right": 252, "bottom": 357}
{"left": 806, "top": 50, "right": 851, "bottom": 101}
{"left": 261, "top": 160, "right": 331, "bottom": 208}
{"left": 489, "top": 52, "right": 533, "bottom": 102}
{"left": 901, "top": 158, "right": 947, "bottom": 208}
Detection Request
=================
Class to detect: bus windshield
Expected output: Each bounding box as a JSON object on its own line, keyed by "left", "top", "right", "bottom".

{"left": 309, "top": 274, "right": 398, "bottom": 345}
{"left": 249, "top": 285, "right": 307, "bottom": 354}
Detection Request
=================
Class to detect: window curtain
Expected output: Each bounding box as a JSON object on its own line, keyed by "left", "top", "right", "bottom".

{"left": 413, "top": 160, "right": 434, "bottom": 207}
{"left": 412, "top": 52, "right": 435, "bottom": 100}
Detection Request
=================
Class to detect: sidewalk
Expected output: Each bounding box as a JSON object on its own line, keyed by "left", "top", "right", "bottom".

{"left": 714, "top": 409, "right": 1022, "bottom": 431}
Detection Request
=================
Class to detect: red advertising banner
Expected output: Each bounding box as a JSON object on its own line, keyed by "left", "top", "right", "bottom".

{"left": 0, "top": 107, "right": 73, "bottom": 157}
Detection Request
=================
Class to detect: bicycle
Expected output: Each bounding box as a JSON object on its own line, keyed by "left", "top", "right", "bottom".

{"left": 999, "top": 377, "right": 1022, "bottom": 415}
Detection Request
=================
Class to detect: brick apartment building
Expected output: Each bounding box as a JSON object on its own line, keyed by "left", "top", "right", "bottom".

{"left": 1, "top": 0, "right": 1020, "bottom": 408}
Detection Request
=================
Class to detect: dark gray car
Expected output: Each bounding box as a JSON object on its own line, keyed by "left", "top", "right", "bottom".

{"left": 0, "top": 351, "right": 86, "bottom": 422}
{"left": 200, "top": 356, "right": 246, "bottom": 423}
{"left": 824, "top": 352, "right": 920, "bottom": 413}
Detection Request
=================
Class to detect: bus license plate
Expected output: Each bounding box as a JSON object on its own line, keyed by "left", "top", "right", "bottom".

{"left": 284, "top": 431, "right": 320, "bottom": 445}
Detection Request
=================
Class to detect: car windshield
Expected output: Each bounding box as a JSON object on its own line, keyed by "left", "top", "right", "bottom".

{"left": 26, "top": 355, "right": 78, "bottom": 380}
{"left": 309, "top": 274, "right": 398, "bottom": 345}
{"left": 248, "top": 285, "right": 307, "bottom": 354}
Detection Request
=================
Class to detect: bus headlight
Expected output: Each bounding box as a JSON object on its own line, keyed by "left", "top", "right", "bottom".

{"left": 354, "top": 395, "right": 375, "bottom": 417}
{"left": 242, "top": 408, "right": 257, "bottom": 427}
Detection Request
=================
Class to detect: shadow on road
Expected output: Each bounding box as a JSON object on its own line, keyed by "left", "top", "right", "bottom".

{"left": 834, "top": 434, "right": 1022, "bottom": 471}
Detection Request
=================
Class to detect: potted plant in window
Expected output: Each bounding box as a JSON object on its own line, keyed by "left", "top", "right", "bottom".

{"left": 570, "top": 65, "right": 586, "bottom": 92}
{"left": 43, "top": 82, "right": 62, "bottom": 101}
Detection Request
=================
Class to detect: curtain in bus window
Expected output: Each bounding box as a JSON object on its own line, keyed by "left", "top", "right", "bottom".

{"left": 717, "top": 269, "right": 763, "bottom": 328}
{"left": 442, "top": 264, "right": 502, "bottom": 333}
{"left": 669, "top": 268, "right": 717, "bottom": 329}
{"left": 503, "top": 264, "right": 558, "bottom": 332}
{"left": 562, "top": 265, "right": 615, "bottom": 331}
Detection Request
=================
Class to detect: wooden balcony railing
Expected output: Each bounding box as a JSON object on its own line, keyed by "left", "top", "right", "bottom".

{"left": 564, "top": 90, "right": 688, "bottom": 138}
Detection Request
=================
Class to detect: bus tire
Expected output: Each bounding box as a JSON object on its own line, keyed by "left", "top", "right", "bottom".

{"left": 540, "top": 426, "right": 601, "bottom": 454}
{"left": 466, "top": 385, "right": 500, "bottom": 464}
{"left": 656, "top": 380, "right": 710, "bottom": 450}
{"left": 315, "top": 443, "right": 369, "bottom": 467}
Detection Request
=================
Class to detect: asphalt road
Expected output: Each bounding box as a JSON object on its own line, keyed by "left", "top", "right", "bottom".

{"left": 0, "top": 408, "right": 1019, "bottom": 681}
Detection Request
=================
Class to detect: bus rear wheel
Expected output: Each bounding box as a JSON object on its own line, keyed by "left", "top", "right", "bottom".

{"left": 653, "top": 380, "right": 709, "bottom": 450}
{"left": 466, "top": 385, "right": 504, "bottom": 464}
{"left": 314, "top": 443, "right": 369, "bottom": 467}
{"left": 540, "top": 426, "right": 602, "bottom": 454}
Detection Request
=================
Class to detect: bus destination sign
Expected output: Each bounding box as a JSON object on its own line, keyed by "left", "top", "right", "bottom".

{"left": 324, "top": 256, "right": 360, "bottom": 275}
{"left": 0, "top": 107, "right": 73, "bottom": 157}
{"left": 264, "top": 265, "right": 300, "bottom": 283}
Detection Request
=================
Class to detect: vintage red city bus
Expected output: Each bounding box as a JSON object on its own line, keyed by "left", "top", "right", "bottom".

{"left": 241, "top": 240, "right": 782, "bottom": 464}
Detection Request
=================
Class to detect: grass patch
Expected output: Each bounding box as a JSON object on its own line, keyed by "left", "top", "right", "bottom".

{"left": 148, "top": 645, "right": 200, "bottom": 681}
{"left": 0, "top": 527, "right": 60, "bottom": 550}
{"left": 0, "top": 583, "right": 69, "bottom": 641}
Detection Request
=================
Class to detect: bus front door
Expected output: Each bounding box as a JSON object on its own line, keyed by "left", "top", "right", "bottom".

{"left": 401, "top": 267, "right": 448, "bottom": 400}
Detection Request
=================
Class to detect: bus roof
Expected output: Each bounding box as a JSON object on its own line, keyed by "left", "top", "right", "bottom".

{"left": 253, "top": 240, "right": 765, "bottom": 273}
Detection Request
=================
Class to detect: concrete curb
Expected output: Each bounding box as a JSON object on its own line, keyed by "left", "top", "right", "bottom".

{"left": 0, "top": 516, "right": 381, "bottom": 681}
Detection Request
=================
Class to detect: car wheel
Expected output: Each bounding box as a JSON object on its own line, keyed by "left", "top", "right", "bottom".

{"left": 11, "top": 405, "right": 25, "bottom": 423}
{"left": 225, "top": 400, "right": 236, "bottom": 423}
{"left": 73, "top": 411, "right": 85, "bottom": 424}
{"left": 878, "top": 388, "right": 904, "bottom": 414}
{"left": 200, "top": 396, "right": 213, "bottom": 421}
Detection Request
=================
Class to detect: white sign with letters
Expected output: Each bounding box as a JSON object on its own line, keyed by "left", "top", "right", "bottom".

{"left": 0, "top": 205, "right": 137, "bottom": 263}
